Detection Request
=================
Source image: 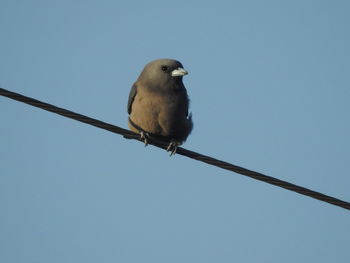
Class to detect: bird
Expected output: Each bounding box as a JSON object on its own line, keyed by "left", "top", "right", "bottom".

{"left": 127, "top": 58, "right": 193, "bottom": 155}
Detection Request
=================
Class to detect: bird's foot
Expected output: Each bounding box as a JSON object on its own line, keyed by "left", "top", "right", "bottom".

{"left": 140, "top": 131, "right": 149, "bottom": 146}
{"left": 167, "top": 141, "right": 180, "bottom": 156}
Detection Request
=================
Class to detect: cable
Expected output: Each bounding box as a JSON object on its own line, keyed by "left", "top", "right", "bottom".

{"left": 1, "top": 87, "right": 349, "bottom": 211}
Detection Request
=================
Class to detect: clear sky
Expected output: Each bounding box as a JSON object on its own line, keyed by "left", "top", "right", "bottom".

{"left": 1, "top": 0, "right": 349, "bottom": 262}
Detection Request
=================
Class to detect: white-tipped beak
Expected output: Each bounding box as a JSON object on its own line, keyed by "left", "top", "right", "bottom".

{"left": 171, "top": 67, "right": 188, "bottom": 77}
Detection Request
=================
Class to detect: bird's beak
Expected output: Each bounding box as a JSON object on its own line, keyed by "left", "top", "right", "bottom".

{"left": 171, "top": 67, "right": 188, "bottom": 77}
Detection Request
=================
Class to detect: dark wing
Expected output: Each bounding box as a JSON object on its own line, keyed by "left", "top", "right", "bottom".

{"left": 127, "top": 84, "right": 137, "bottom": 114}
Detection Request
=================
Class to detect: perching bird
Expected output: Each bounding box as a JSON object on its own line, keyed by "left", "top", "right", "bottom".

{"left": 127, "top": 58, "right": 193, "bottom": 155}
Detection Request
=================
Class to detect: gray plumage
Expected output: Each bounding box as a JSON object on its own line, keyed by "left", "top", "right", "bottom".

{"left": 127, "top": 59, "right": 193, "bottom": 147}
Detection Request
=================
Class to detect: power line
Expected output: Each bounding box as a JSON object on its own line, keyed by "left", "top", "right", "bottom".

{"left": 1, "top": 87, "right": 349, "bottom": 211}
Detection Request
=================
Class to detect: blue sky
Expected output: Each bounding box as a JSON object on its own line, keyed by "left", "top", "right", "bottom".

{"left": 1, "top": 0, "right": 349, "bottom": 262}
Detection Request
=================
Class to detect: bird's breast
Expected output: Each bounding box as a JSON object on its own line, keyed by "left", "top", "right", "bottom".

{"left": 130, "top": 89, "right": 189, "bottom": 137}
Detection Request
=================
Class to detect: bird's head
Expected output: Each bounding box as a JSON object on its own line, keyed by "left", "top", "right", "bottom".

{"left": 137, "top": 59, "right": 188, "bottom": 92}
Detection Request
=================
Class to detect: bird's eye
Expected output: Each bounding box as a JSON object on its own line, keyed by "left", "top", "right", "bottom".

{"left": 161, "top": 65, "right": 168, "bottom": 71}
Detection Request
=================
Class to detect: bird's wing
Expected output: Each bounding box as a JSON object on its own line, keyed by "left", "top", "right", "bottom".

{"left": 127, "top": 84, "right": 138, "bottom": 114}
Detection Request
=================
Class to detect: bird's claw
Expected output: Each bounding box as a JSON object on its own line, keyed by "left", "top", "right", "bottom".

{"left": 140, "top": 131, "right": 149, "bottom": 146}
{"left": 167, "top": 141, "right": 180, "bottom": 156}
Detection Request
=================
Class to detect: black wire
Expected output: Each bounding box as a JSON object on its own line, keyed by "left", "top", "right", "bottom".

{"left": 1, "top": 87, "right": 349, "bottom": 211}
